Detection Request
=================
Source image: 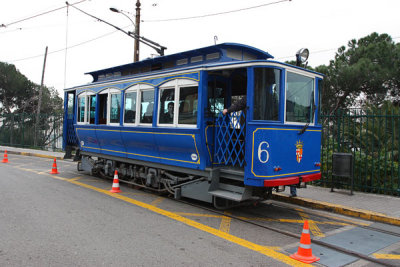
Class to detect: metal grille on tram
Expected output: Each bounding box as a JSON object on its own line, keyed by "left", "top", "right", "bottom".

{"left": 214, "top": 111, "right": 246, "bottom": 168}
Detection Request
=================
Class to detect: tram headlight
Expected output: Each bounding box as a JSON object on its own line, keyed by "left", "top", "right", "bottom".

{"left": 296, "top": 48, "right": 309, "bottom": 66}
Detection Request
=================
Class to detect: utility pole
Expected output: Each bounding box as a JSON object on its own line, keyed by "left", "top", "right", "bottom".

{"left": 134, "top": 0, "right": 141, "bottom": 62}
{"left": 34, "top": 46, "right": 48, "bottom": 147}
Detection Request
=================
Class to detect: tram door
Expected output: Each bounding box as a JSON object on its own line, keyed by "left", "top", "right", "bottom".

{"left": 207, "top": 68, "right": 248, "bottom": 169}
{"left": 63, "top": 91, "right": 78, "bottom": 157}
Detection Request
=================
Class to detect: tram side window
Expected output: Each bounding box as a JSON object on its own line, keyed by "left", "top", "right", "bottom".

{"left": 159, "top": 88, "right": 174, "bottom": 124}
{"left": 98, "top": 94, "right": 108, "bottom": 124}
{"left": 110, "top": 93, "right": 121, "bottom": 124}
{"left": 67, "top": 93, "right": 75, "bottom": 116}
{"left": 254, "top": 68, "right": 280, "bottom": 121}
{"left": 286, "top": 72, "right": 314, "bottom": 123}
{"left": 140, "top": 90, "right": 154, "bottom": 124}
{"left": 88, "top": 95, "right": 96, "bottom": 124}
{"left": 207, "top": 79, "right": 225, "bottom": 116}
{"left": 77, "top": 96, "right": 85, "bottom": 123}
{"left": 124, "top": 91, "right": 137, "bottom": 124}
{"left": 178, "top": 86, "right": 197, "bottom": 125}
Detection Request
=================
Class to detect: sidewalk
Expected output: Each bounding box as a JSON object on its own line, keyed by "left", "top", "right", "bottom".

{"left": 2, "top": 145, "right": 400, "bottom": 226}
{"left": 0, "top": 146, "right": 64, "bottom": 160}
{"left": 273, "top": 186, "right": 400, "bottom": 226}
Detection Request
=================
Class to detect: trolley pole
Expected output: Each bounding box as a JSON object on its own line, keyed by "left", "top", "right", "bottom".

{"left": 134, "top": 0, "right": 141, "bottom": 62}
{"left": 34, "top": 46, "right": 48, "bottom": 147}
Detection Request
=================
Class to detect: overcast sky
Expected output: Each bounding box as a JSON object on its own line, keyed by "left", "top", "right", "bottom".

{"left": 1, "top": 0, "right": 399, "bottom": 97}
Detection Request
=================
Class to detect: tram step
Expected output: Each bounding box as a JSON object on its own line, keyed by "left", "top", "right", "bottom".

{"left": 209, "top": 189, "right": 249, "bottom": 202}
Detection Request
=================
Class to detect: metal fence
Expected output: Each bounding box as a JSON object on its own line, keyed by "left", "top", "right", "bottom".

{"left": 319, "top": 109, "right": 400, "bottom": 196}
{"left": 0, "top": 113, "right": 63, "bottom": 151}
{"left": 1, "top": 111, "right": 400, "bottom": 196}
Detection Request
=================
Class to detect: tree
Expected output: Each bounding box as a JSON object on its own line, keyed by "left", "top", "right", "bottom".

{"left": 316, "top": 33, "right": 400, "bottom": 114}
{"left": 0, "top": 61, "right": 63, "bottom": 149}
{"left": 0, "top": 62, "right": 63, "bottom": 114}
{"left": 0, "top": 62, "right": 36, "bottom": 113}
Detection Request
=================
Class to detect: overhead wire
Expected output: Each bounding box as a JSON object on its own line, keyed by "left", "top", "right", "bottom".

{"left": 6, "top": 29, "right": 120, "bottom": 63}
{"left": 142, "top": 0, "right": 291, "bottom": 22}
{"left": 2, "top": 0, "right": 399, "bottom": 64}
{"left": 0, "top": 0, "right": 88, "bottom": 28}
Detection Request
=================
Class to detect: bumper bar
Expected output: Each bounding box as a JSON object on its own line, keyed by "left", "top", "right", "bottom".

{"left": 263, "top": 172, "right": 321, "bottom": 187}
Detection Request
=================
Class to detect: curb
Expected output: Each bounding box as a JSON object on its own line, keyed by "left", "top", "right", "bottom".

{"left": 272, "top": 193, "right": 400, "bottom": 226}
{"left": 0, "top": 149, "right": 64, "bottom": 161}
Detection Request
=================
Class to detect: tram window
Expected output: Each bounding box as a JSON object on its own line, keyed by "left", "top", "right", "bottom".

{"left": 208, "top": 80, "right": 225, "bottom": 116}
{"left": 286, "top": 72, "right": 314, "bottom": 123}
{"left": 88, "top": 95, "right": 96, "bottom": 124}
{"left": 253, "top": 68, "right": 280, "bottom": 121}
{"left": 124, "top": 91, "right": 137, "bottom": 124}
{"left": 110, "top": 93, "right": 121, "bottom": 124}
{"left": 159, "top": 88, "right": 174, "bottom": 124}
{"left": 140, "top": 90, "right": 154, "bottom": 124}
{"left": 67, "top": 93, "right": 74, "bottom": 115}
{"left": 77, "top": 96, "right": 85, "bottom": 123}
{"left": 317, "top": 78, "right": 323, "bottom": 124}
{"left": 98, "top": 94, "right": 108, "bottom": 125}
{"left": 158, "top": 79, "right": 198, "bottom": 127}
{"left": 178, "top": 86, "right": 197, "bottom": 125}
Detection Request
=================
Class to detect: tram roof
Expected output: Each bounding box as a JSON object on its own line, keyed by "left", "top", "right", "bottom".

{"left": 86, "top": 43, "right": 273, "bottom": 82}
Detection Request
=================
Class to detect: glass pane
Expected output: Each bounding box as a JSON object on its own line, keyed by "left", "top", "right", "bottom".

{"left": 124, "top": 91, "right": 137, "bottom": 124}
{"left": 110, "top": 93, "right": 121, "bottom": 124}
{"left": 140, "top": 90, "right": 154, "bottom": 124}
{"left": 159, "top": 88, "right": 175, "bottom": 124}
{"left": 253, "top": 68, "right": 280, "bottom": 121}
{"left": 208, "top": 79, "right": 225, "bottom": 116}
{"left": 178, "top": 86, "right": 198, "bottom": 125}
{"left": 77, "top": 96, "right": 85, "bottom": 122}
{"left": 98, "top": 94, "right": 108, "bottom": 124}
{"left": 286, "top": 72, "right": 314, "bottom": 123}
{"left": 317, "top": 78, "right": 323, "bottom": 124}
{"left": 67, "top": 93, "right": 74, "bottom": 115}
{"left": 88, "top": 95, "right": 96, "bottom": 124}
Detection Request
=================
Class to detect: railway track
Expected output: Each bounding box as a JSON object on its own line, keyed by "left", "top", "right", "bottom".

{"left": 79, "top": 170, "right": 399, "bottom": 266}
{"left": 173, "top": 197, "right": 398, "bottom": 267}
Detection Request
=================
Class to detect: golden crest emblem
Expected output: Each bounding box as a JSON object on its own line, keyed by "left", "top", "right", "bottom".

{"left": 295, "top": 140, "right": 303, "bottom": 163}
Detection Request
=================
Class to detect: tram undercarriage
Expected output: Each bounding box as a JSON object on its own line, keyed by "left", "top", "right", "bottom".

{"left": 78, "top": 153, "right": 276, "bottom": 209}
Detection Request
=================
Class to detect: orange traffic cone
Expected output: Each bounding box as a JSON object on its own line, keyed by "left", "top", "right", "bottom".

{"left": 2, "top": 150, "right": 9, "bottom": 163}
{"left": 50, "top": 158, "right": 59, "bottom": 174}
{"left": 110, "top": 170, "right": 121, "bottom": 193}
{"left": 290, "top": 220, "right": 320, "bottom": 264}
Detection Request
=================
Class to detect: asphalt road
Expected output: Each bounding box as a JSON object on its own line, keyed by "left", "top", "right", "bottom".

{"left": 0, "top": 155, "right": 292, "bottom": 267}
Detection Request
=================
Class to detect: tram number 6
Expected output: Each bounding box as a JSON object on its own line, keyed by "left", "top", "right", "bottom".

{"left": 258, "top": 141, "right": 270, "bottom": 163}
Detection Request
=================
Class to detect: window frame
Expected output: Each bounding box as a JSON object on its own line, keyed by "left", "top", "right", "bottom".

{"left": 99, "top": 88, "right": 121, "bottom": 126}
{"left": 123, "top": 84, "right": 155, "bottom": 126}
{"left": 252, "top": 67, "right": 282, "bottom": 122}
{"left": 158, "top": 79, "right": 198, "bottom": 128}
{"left": 284, "top": 70, "right": 316, "bottom": 125}
{"left": 76, "top": 91, "right": 96, "bottom": 125}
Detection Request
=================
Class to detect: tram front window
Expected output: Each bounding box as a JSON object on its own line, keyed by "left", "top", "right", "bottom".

{"left": 286, "top": 72, "right": 314, "bottom": 123}
{"left": 253, "top": 68, "right": 280, "bottom": 121}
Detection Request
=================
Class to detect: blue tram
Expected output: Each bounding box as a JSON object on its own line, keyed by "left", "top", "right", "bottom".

{"left": 63, "top": 43, "right": 323, "bottom": 208}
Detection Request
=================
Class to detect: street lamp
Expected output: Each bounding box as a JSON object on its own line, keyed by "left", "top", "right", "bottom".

{"left": 110, "top": 7, "right": 137, "bottom": 62}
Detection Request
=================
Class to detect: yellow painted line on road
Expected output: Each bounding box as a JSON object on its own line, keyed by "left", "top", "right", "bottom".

{"left": 373, "top": 253, "right": 400, "bottom": 259}
{"left": 64, "top": 179, "right": 309, "bottom": 266}
{"left": 176, "top": 212, "right": 226, "bottom": 219}
{"left": 151, "top": 197, "right": 165, "bottom": 206}
{"left": 296, "top": 209, "right": 324, "bottom": 238}
{"left": 219, "top": 211, "right": 232, "bottom": 233}
{"left": 178, "top": 213, "right": 350, "bottom": 226}
{"left": 120, "top": 192, "right": 152, "bottom": 196}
